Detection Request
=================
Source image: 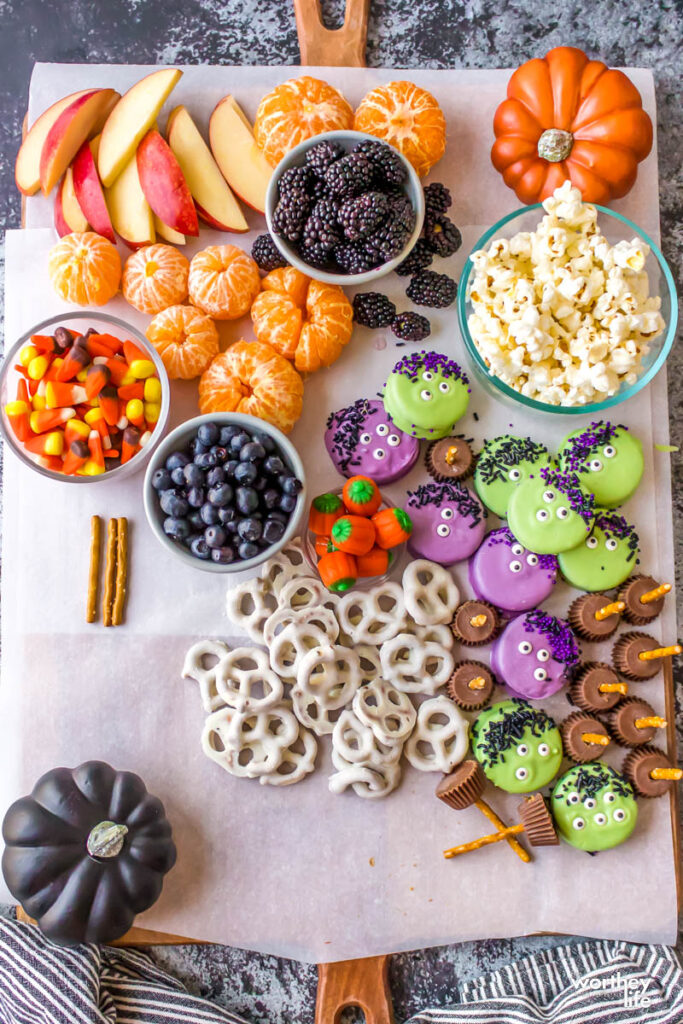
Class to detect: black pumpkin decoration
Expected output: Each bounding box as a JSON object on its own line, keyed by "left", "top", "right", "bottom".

{"left": 2, "top": 760, "right": 176, "bottom": 946}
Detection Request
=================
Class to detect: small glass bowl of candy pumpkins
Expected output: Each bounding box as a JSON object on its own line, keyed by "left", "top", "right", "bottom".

{"left": 144, "top": 412, "right": 306, "bottom": 573}
{"left": 0, "top": 312, "right": 169, "bottom": 482}
{"left": 304, "top": 475, "right": 412, "bottom": 592}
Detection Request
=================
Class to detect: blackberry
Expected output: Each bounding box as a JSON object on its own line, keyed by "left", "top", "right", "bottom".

{"left": 302, "top": 198, "right": 341, "bottom": 251}
{"left": 395, "top": 237, "right": 433, "bottom": 276}
{"left": 353, "top": 292, "right": 397, "bottom": 329}
{"left": 391, "top": 312, "right": 431, "bottom": 342}
{"left": 338, "top": 191, "right": 389, "bottom": 241}
{"left": 299, "top": 241, "right": 332, "bottom": 268}
{"left": 355, "top": 139, "right": 406, "bottom": 186}
{"left": 333, "top": 242, "right": 377, "bottom": 275}
{"left": 423, "top": 182, "right": 452, "bottom": 217}
{"left": 251, "top": 234, "right": 288, "bottom": 272}
{"left": 272, "top": 189, "right": 310, "bottom": 242}
{"left": 425, "top": 215, "right": 462, "bottom": 258}
{"left": 406, "top": 270, "right": 457, "bottom": 308}
{"left": 305, "top": 139, "right": 345, "bottom": 177}
{"left": 278, "top": 165, "right": 313, "bottom": 198}
{"left": 324, "top": 152, "right": 373, "bottom": 198}
{"left": 364, "top": 198, "right": 415, "bottom": 264}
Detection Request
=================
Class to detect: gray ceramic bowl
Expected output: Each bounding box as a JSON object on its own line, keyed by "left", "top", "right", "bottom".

{"left": 143, "top": 412, "right": 306, "bottom": 574}
{"left": 265, "top": 130, "right": 425, "bottom": 286}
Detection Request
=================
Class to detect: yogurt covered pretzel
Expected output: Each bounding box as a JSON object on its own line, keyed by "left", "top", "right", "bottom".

{"left": 336, "top": 582, "right": 406, "bottom": 645}
{"left": 353, "top": 678, "right": 417, "bottom": 745}
{"left": 401, "top": 620, "right": 454, "bottom": 649}
{"left": 269, "top": 619, "right": 338, "bottom": 679}
{"left": 202, "top": 704, "right": 299, "bottom": 779}
{"left": 263, "top": 604, "right": 339, "bottom": 648}
{"left": 225, "top": 577, "right": 278, "bottom": 644}
{"left": 262, "top": 728, "right": 318, "bottom": 787}
{"left": 214, "top": 647, "right": 284, "bottom": 713}
{"left": 328, "top": 760, "right": 401, "bottom": 800}
{"left": 402, "top": 559, "right": 459, "bottom": 625}
{"left": 379, "top": 633, "right": 454, "bottom": 695}
{"left": 404, "top": 695, "right": 469, "bottom": 772}
{"left": 292, "top": 645, "right": 363, "bottom": 735}
{"left": 260, "top": 537, "right": 309, "bottom": 596}
{"left": 182, "top": 639, "right": 232, "bottom": 713}
{"left": 277, "top": 576, "right": 338, "bottom": 614}
{"left": 329, "top": 710, "right": 403, "bottom": 799}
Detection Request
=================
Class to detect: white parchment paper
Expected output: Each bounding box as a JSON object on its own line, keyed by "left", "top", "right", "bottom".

{"left": 0, "top": 64, "right": 677, "bottom": 961}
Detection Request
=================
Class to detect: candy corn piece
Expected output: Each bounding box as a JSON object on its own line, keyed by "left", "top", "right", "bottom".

{"left": 88, "top": 429, "right": 105, "bottom": 470}
{"left": 56, "top": 344, "right": 90, "bottom": 382}
{"left": 35, "top": 454, "right": 65, "bottom": 472}
{"left": 78, "top": 459, "right": 105, "bottom": 476}
{"left": 90, "top": 332, "right": 122, "bottom": 354}
{"left": 126, "top": 398, "right": 145, "bottom": 427}
{"left": 16, "top": 378, "right": 30, "bottom": 404}
{"left": 64, "top": 418, "right": 91, "bottom": 446}
{"left": 123, "top": 339, "right": 148, "bottom": 365}
{"left": 46, "top": 382, "right": 87, "bottom": 408}
{"left": 98, "top": 386, "right": 120, "bottom": 427}
{"left": 44, "top": 357, "right": 65, "bottom": 381}
{"left": 25, "top": 430, "right": 64, "bottom": 457}
{"left": 30, "top": 334, "right": 58, "bottom": 353}
{"left": 144, "top": 377, "right": 161, "bottom": 403}
{"left": 117, "top": 381, "right": 144, "bottom": 402}
{"left": 19, "top": 345, "right": 37, "bottom": 366}
{"left": 27, "top": 354, "right": 49, "bottom": 380}
{"left": 62, "top": 439, "right": 90, "bottom": 475}
{"left": 85, "top": 335, "right": 117, "bottom": 359}
{"left": 84, "top": 407, "right": 112, "bottom": 448}
{"left": 104, "top": 357, "right": 131, "bottom": 386}
{"left": 144, "top": 402, "right": 161, "bottom": 426}
{"left": 121, "top": 425, "right": 141, "bottom": 464}
{"left": 85, "top": 363, "right": 111, "bottom": 400}
{"left": 29, "top": 407, "right": 76, "bottom": 434}
{"left": 5, "top": 400, "right": 31, "bottom": 442}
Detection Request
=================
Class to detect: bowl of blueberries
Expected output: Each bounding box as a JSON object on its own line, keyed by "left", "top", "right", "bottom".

{"left": 143, "top": 412, "right": 306, "bottom": 572}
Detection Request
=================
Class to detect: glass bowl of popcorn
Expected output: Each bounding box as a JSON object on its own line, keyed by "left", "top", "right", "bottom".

{"left": 457, "top": 183, "right": 677, "bottom": 414}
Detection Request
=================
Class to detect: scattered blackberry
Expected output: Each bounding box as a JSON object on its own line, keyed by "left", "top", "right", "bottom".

{"left": 391, "top": 312, "right": 431, "bottom": 342}
{"left": 355, "top": 139, "right": 407, "bottom": 186}
{"left": 353, "top": 292, "right": 397, "bottom": 329}
{"left": 406, "top": 270, "right": 457, "bottom": 308}
{"left": 423, "top": 182, "right": 452, "bottom": 217}
{"left": 338, "top": 191, "right": 389, "bottom": 241}
{"left": 305, "top": 139, "right": 345, "bottom": 177}
{"left": 272, "top": 189, "right": 311, "bottom": 243}
{"left": 425, "top": 215, "right": 462, "bottom": 258}
{"left": 251, "top": 234, "right": 288, "bottom": 272}
{"left": 278, "top": 165, "right": 313, "bottom": 198}
{"left": 324, "top": 152, "right": 374, "bottom": 198}
{"left": 333, "top": 242, "right": 377, "bottom": 275}
{"left": 395, "top": 237, "right": 433, "bottom": 276}
{"left": 303, "top": 198, "right": 341, "bottom": 251}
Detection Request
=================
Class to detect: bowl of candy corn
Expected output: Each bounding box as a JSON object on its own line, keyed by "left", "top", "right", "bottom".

{"left": 0, "top": 312, "right": 170, "bottom": 482}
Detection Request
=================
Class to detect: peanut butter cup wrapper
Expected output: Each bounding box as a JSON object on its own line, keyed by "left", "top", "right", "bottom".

{"left": 451, "top": 600, "right": 500, "bottom": 646}
{"left": 436, "top": 760, "right": 485, "bottom": 810}
{"left": 568, "top": 593, "right": 621, "bottom": 642}
{"left": 518, "top": 793, "right": 558, "bottom": 847}
{"left": 569, "top": 662, "right": 625, "bottom": 712}
{"left": 447, "top": 660, "right": 494, "bottom": 710}
{"left": 425, "top": 437, "right": 474, "bottom": 483}
{"left": 619, "top": 575, "right": 665, "bottom": 626}
{"left": 623, "top": 745, "right": 677, "bottom": 798}
{"left": 613, "top": 631, "right": 661, "bottom": 680}
{"left": 561, "top": 711, "right": 611, "bottom": 763}
{"left": 607, "top": 696, "right": 658, "bottom": 747}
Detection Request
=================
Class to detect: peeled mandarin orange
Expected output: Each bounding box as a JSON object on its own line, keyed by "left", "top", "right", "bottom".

{"left": 199, "top": 340, "right": 304, "bottom": 434}
{"left": 251, "top": 269, "right": 353, "bottom": 374}
{"left": 254, "top": 76, "right": 353, "bottom": 166}
{"left": 354, "top": 81, "right": 446, "bottom": 176}
{"left": 146, "top": 304, "right": 219, "bottom": 380}
{"left": 48, "top": 231, "right": 121, "bottom": 306}
{"left": 188, "top": 244, "right": 261, "bottom": 320}
{"left": 122, "top": 244, "right": 190, "bottom": 315}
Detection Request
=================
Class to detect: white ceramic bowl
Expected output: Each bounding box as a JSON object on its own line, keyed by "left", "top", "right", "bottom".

{"left": 143, "top": 412, "right": 307, "bottom": 574}
{"left": 265, "top": 130, "right": 425, "bottom": 286}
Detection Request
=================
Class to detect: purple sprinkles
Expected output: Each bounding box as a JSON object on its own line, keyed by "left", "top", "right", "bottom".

{"left": 391, "top": 350, "right": 470, "bottom": 387}
{"left": 326, "top": 399, "right": 380, "bottom": 474}
{"left": 522, "top": 608, "right": 581, "bottom": 667}
{"left": 561, "top": 421, "right": 627, "bottom": 474}
{"left": 594, "top": 511, "right": 639, "bottom": 562}
{"left": 539, "top": 465, "right": 595, "bottom": 525}
{"left": 488, "top": 526, "right": 558, "bottom": 575}
{"left": 407, "top": 481, "right": 486, "bottom": 527}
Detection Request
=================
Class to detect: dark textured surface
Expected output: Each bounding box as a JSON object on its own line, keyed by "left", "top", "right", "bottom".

{"left": 0, "top": 2, "right": 681, "bottom": 1021}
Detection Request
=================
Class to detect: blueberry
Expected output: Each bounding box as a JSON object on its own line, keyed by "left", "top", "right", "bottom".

{"left": 230, "top": 431, "right": 251, "bottom": 453}
{"left": 188, "top": 510, "right": 204, "bottom": 531}
{"left": 224, "top": 459, "right": 239, "bottom": 477}
{"left": 208, "top": 483, "right": 233, "bottom": 507}
{"left": 170, "top": 466, "right": 186, "bottom": 486}
{"left": 238, "top": 517, "right": 263, "bottom": 542}
{"left": 205, "top": 525, "right": 227, "bottom": 548}
{"left": 224, "top": 519, "right": 240, "bottom": 534}
{"left": 211, "top": 445, "right": 229, "bottom": 463}
{"left": 238, "top": 541, "right": 260, "bottom": 560}
{"left": 206, "top": 466, "right": 226, "bottom": 487}
{"left": 263, "top": 455, "right": 285, "bottom": 475}
{"left": 190, "top": 535, "right": 211, "bottom": 560}
{"left": 194, "top": 453, "right": 211, "bottom": 469}
{"left": 184, "top": 462, "right": 204, "bottom": 487}
{"left": 187, "top": 486, "right": 205, "bottom": 508}
{"left": 279, "top": 493, "right": 297, "bottom": 513}
{"left": 164, "top": 516, "right": 190, "bottom": 540}
{"left": 197, "top": 423, "right": 220, "bottom": 446}
{"left": 262, "top": 487, "right": 281, "bottom": 509}
{"left": 239, "top": 441, "right": 266, "bottom": 462}
{"left": 262, "top": 517, "right": 286, "bottom": 544}
{"left": 211, "top": 546, "right": 236, "bottom": 564}
{"left": 191, "top": 438, "right": 209, "bottom": 456}
{"left": 166, "top": 451, "right": 190, "bottom": 472}
{"left": 253, "top": 431, "right": 276, "bottom": 452}
{"left": 152, "top": 468, "right": 173, "bottom": 491}
{"left": 217, "top": 505, "right": 236, "bottom": 525}
{"left": 280, "top": 474, "right": 303, "bottom": 495}
{"left": 268, "top": 510, "right": 288, "bottom": 524}
{"left": 200, "top": 502, "right": 220, "bottom": 526}
{"left": 160, "top": 489, "right": 189, "bottom": 517}
{"left": 234, "top": 461, "right": 257, "bottom": 485}
{"left": 236, "top": 486, "right": 259, "bottom": 515}
{"left": 219, "top": 425, "right": 240, "bottom": 446}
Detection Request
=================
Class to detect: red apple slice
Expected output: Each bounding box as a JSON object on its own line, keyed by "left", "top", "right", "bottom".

{"left": 153, "top": 214, "right": 186, "bottom": 245}
{"left": 105, "top": 153, "right": 155, "bottom": 249}
{"left": 136, "top": 130, "right": 198, "bottom": 236}
{"left": 39, "top": 88, "right": 120, "bottom": 196}
{"left": 209, "top": 95, "right": 272, "bottom": 214}
{"left": 72, "top": 137, "right": 115, "bottom": 243}
{"left": 16, "top": 89, "right": 94, "bottom": 196}
{"left": 97, "top": 68, "right": 182, "bottom": 188}
{"left": 54, "top": 167, "right": 89, "bottom": 237}
{"left": 166, "top": 105, "right": 248, "bottom": 233}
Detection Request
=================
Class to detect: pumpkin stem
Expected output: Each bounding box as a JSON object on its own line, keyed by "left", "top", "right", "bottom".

{"left": 87, "top": 820, "right": 129, "bottom": 859}
{"left": 538, "top": 128, "right": 573, "bottom": 163}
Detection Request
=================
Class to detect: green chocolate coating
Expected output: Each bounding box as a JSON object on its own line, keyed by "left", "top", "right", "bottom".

{"left": 383, "top": 363, "right": 470, "bottom": 440}
{"left": 551, "top": 763, "right": 637, "bottom": 852}
{"left": 558, "top": 424, "right": 644, "bottom": 508}
{"left": 471, "top": 698, "right": 563, "bottom": 794}
{"left": 507, "top": 471, "right": 594, "bottom": 555}
{"left": 558, "top": 513, "right": 639, "bottom": 591}
{"left": 474, "top": 435, "right": 554, "bottom": 518}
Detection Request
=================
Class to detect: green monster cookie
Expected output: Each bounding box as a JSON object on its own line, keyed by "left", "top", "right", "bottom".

{"left": 558, "top": 421, "right": 644, "bottom": 508}
{"left": 382, "top": 350, "right": 471, "bottom": 440}
{"left": 551, "top": 763, "right": 638, "bottom": 852}
{"left": 558, "top": 511, "right": 640, "bottom": 591}
{"left": 471, "top": 698, "right": 563, "bottom": 794}
{"left": 474, "top": 435, "right": 555, "bottom": 518}
{"left": 507, "top": 466, "right": 595, "bottom": 555}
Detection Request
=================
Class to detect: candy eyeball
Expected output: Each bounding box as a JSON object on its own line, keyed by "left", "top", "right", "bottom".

{"left": 542, "top": 490, "right": 555, "bottom": 503}
{"left": 533, "top": 667, "right": 547, "bottom": 681}
{"left": 613, "top": 808, "right": 627, "bottom": 822}
{"left": 516, "top": 743, "right": 529, "bottom": 756}
{"left": 420, "top": 389, "right": 433, "bottom": 401}
{"left": 537, "top": 649, "right": 550, "bottom": 662}
{"left": 586, "top": 536, "right": 599, "bottom": 549}
{"left": 584, "top": 797, "right": 596, "bottom": 810}
{"left": 436, "top": 523, "right": 450, "bottom": 537}
{"left": 603, "top": 445, "right": 616, "bottom": 459}
{"left": 588, "top": 458, "right": 603, "bottom": 472}
{"left": 422, "top": 370, "right": 434, "bottom": 382}
{"left": 536, "top": 508, "right": 550, "bottom": 522}
{"left": 360, "top": 432, "right": 372, "bottom": 444}
{"left": 387, "top": 434, "right": 400, "bottom": 447}
{"left": 438, "top": 381, "right": 450, "bottom": 393}
{"left": 373, "top": 448, "right": 386, "bottom": 460}
{"left": 441, "top": 508, "right": 454, "bottom": 520}
{"left": 604, "top": 792, "right": 616, "bottom": 804}
{"left": 605, "top": 538, "right": 618, "bottom": 551}
{"left": 518, "top": 641, "right": 533, "bottom": 654}
{"left": 572, "top": 817, "right": 586, "bottom": 830}
{"left": 376, "top": 423, "right": 389, "bottom": 436}
{"left": 515, "top": 766, "right": 529, "bottom": 780}
{"left": 511, "top": 543, "right": 524, "bottom": 555}
{"left": 567, "top": 792, "right": 580, "bottom": 805}
{"left": 594, "top": 813, "right": 607, "bottom": 826}
{"left": 510, "top": 560, "right": 523, "bottom": 573}
{"left": 538, "top": 743, "right": 550, "bottom": 757}
{"left": 508, "top": 468, "right": 522, "bottom": 482}
{"left": 527, "top": 553, "right": 538, "bottom": 565}
{"left": 556, "top": 506, "right": 569, "bottom": 519}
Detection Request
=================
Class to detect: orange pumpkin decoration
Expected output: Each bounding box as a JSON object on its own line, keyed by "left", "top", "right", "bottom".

{"left": 491, "top": 47, "right": 653, "bottom": 205}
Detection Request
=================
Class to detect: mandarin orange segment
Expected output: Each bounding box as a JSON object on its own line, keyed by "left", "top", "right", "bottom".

{"left": 254, "top": 76, "right": 353, "bottom": 166}
{"left": 122, "top": 243, "right": 190, "bottom": 314}
{"left": 261, "top": 267, "right": 311, "bottom": 307}
{"left": 199, "top": 340, "right": 304, "bottom": 434}
{"left": 188, "top": 244, "right": 261, "bottom": 320}
{"left": 354, "top": 81, "right": 446, "bottom": 177}
{"left": 250, "top": 291, "right": 303, "bottom": 361}
{"left": 297, "top": 280, "right": 353, "bottom": 373}
{"left": 48, "top": 231, "right": 121, "bottom": 306}
{"left": 146, "top": 304, "right": 219, "bottom": 380}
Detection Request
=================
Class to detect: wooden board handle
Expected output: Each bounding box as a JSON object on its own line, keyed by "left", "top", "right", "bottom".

{"left": 293, "top": 0, "right": 370, "bottom": 67}
{"left": 316, "top": 954, "right": 394, "bottom": 1023}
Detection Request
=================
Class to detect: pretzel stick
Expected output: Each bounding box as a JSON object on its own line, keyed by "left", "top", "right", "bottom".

{"left": 474, "top": 799, "right": 531, "bottom": 864}
{"left": 86, "top": 516, "right": 102, "bottom": 623}
{"left": 102, "top": 519, "right": 118, "bottom": 627}
{"left": 112, "top": 518, "right": 128, "bottom": 627}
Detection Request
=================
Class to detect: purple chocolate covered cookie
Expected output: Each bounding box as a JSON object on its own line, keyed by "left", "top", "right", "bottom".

{"left": 325, "top": 398, "right": 420, "bottom": 484}
{"left": 469, "top": 527, "right": 558, "bottom": 615}
{"left": 406, "top": 481, "right": 486, "bottom": 565}
{"left": 491, "top": 609, "right": 580, "bottom": 700}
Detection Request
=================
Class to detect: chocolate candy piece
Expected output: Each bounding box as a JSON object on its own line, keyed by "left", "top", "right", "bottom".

{"left": 623, "top": 745, "right": 682, "bottom": 798}
{"left": 518, "top": 793, "right": 559, "bottom": 846}
{"left": 426, "top": 436, "right": 474, "bottom": 482}
{"left": 451, "top": 601, "right": 499, "bottom": 646}
{"left": 607, "top": 697, "right": 663, "bottom": 747}
{"left": 435, "top": 760, "right": 485, "bottom": 810}
{"left": 568, "top": 593, "right": 622, "bottom": 642}
{"left": 613, "top": 631, "right": 665, "bottom": 680}
{"left": 619, "top": 575, "right": 667, "bottom": 626}
{"left": 447, "top": 661, "right": 494, "bottom": 710}
{"left": 569, "top": 662, "right": 627, "bottom": 712}
{"left": 561, "top": 711, "right": 611, "bottom": 763}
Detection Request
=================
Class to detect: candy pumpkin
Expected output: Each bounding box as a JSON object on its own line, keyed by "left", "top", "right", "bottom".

{"left": 2, "top": 761, "right": 176, "bottom": 946}
{"left": 491, "top": 46, "right": 653, "bottom": 204}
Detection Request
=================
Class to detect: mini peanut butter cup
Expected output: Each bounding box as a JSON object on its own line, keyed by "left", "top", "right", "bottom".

{"left": 436, "top": 760, "right": 485, "bottom": 810}
{"left": 569, "top": 662, "right": 627, "bottom": 712}
{"left": 447, "top": 660, "right": 494, "bottom": 710}
{"left": 613, "top": 631, "right": 666, "bottom": 680}
{"left": 607, "top": 697, "right": 664, "bottom": 747}
{"left": 619, "top": 575, "right": 668, "bottom": 626}
{"left": 568, "top": 593, "right": 622, "bottom": 642}
{"left": 451, "top": 600, "right": 500, "bottom": 646}
{"left": 561, "top": 711, "right": 611, "bottom": 763}
{"left": 518, "top": 793, "right": 559, "bottom": 846}
{"left": 426, "top": 436, "right": 474, "bottom": 482}
{"left": 623, "top": 745, "right": 682, "bottom": 798}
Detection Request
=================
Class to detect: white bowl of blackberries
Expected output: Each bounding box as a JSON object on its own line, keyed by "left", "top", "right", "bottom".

{"left": 143, "top": 413, "right": 306, "bottom": 573}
